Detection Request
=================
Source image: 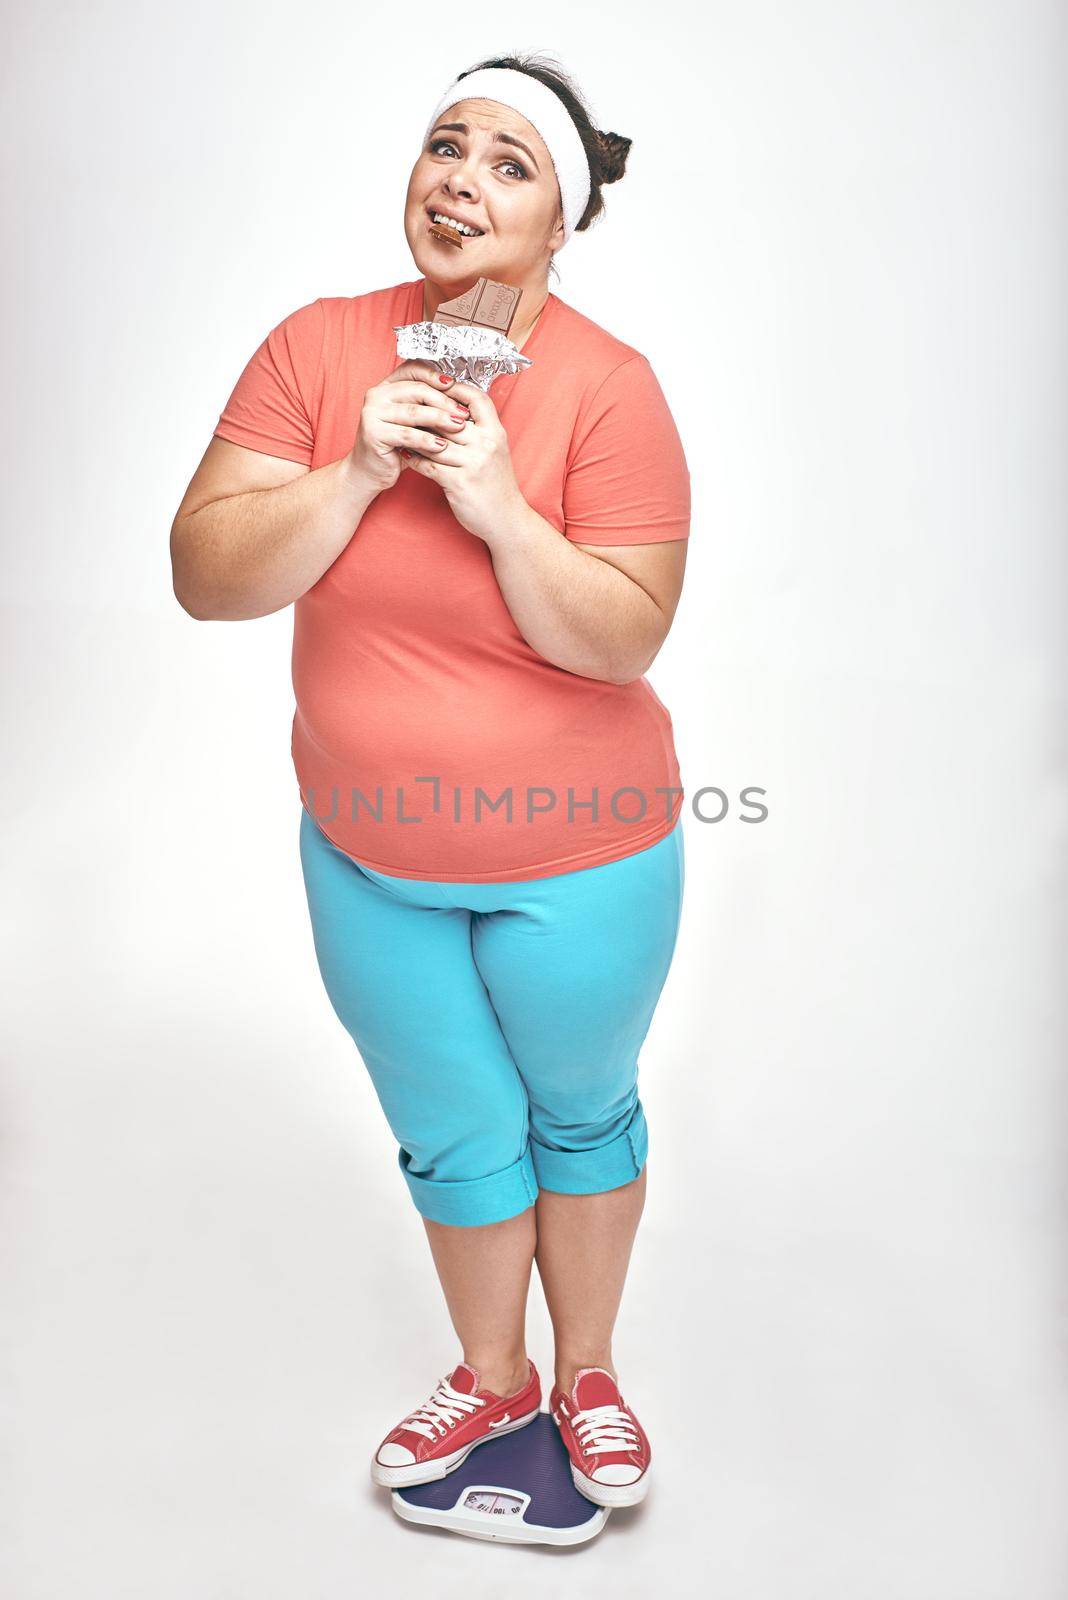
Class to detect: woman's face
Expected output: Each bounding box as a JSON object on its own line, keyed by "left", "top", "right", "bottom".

{"left": 403, "top": 98, "right": 564, "bottom": 292}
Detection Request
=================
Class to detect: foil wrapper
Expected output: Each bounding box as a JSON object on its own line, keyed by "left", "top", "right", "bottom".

{"left": 393, "top": 320, "right": 532, "bottom": 392}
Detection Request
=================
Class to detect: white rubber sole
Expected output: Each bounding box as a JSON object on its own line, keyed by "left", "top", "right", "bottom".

{"left": 569, "top": 1461, "right": 651, "bottom": 1507}
{"left": 370, "top": 1406, "right": 541, "bottom": 1488}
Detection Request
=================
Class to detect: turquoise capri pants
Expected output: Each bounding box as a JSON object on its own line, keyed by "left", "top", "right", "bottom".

{"left": 298, "top": 807, "right": 686, "bottom": 1227}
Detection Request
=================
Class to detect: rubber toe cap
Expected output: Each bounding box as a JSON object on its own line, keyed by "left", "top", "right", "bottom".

{"left": 376, "top": 1442, "right": 416, "bottom": 1467}
{"left": 592, "top": 1462, "right": 642, "bottom": 1485}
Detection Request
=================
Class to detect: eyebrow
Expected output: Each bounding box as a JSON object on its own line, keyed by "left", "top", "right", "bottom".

{"left": 429, "top": 121, "right": 541, "bottom": 174}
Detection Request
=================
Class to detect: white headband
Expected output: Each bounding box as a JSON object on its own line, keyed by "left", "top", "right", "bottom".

{"left": 423, "top": 67, "right": 592, "bottom": 246}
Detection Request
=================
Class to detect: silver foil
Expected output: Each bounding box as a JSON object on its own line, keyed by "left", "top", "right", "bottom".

{"left": 393, "top": 320, "right": 532, "bottom": 392}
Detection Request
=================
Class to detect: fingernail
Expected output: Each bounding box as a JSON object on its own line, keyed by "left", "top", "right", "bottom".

{"left": 437, "top": 373, "right": 454, "bottom": 385}
{"left": 450, "top": 412, "right": 467, "bottom": 422}
{"left": 432, "top": 436, "right": 447, "bottom": 447}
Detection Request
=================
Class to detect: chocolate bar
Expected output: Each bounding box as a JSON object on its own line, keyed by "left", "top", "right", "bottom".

{"left": 428, "top": 221, "right": 464, "bottom": 248}
{"left": 433, "top": 277, "right": 522, "bottom": 337}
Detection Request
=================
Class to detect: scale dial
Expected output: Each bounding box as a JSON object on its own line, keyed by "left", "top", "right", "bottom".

{"left": 462, "top": 1488, "right": 524, "bottom": 1517}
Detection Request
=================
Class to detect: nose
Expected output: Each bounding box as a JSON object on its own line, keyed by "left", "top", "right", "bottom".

{"left": 441, "top": 150, "right": 481, "bottom": 204}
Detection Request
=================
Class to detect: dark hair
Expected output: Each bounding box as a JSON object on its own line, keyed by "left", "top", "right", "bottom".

{"left": 455, "top": 53, "right": 632, "bottom": 272}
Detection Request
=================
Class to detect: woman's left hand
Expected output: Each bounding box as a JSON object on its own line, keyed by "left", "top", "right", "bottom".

{"left": 401, "top": 379, "right": 527, "bottom": 545}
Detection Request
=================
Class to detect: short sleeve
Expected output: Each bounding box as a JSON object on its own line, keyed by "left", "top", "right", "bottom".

{"left": 562, "top": 354, "right": 690, "bottom": 545}
{"left": 212, "top": 298, "right": 325, "bottom": 465}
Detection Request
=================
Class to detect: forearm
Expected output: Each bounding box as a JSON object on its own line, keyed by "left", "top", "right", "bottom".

{"left": 171, "top": 456, "right": 380, "bottom": 621}
{"left": 485, "top": 501, "right": 665, "bottom": 684}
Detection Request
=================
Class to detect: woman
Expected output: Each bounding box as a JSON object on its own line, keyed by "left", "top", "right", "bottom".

{"left": 170, "top": 54, "right": 690, "bottom": 1510}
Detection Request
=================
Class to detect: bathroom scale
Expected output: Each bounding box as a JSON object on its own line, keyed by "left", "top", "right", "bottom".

{"left": 390, "top": 1413, "right": 610, "bottom": 1545}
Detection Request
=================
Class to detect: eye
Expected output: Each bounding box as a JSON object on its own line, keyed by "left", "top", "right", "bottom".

{"left": 427, "top": 139, "right": 529, "bottom": 180}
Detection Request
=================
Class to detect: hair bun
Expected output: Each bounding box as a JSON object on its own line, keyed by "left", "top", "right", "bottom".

{"left": 594, "top": 128, "right": 632, "bottom": 185}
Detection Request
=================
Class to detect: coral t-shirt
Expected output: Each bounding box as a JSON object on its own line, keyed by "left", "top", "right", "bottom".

{"left": 213, "top": 277, "right": 690, "bottom": 882}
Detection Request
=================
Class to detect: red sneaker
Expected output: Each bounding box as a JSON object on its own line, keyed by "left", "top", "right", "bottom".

{"left": 371, "top": 1359, "right": 542, "bottom": 1488}
{"left": 550, "top": 1367, "right": 651, "bottom": 1507}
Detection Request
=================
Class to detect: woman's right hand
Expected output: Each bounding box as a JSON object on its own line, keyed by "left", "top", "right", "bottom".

{"left": 346, "top": 361, "right": 471, "bottom": 492}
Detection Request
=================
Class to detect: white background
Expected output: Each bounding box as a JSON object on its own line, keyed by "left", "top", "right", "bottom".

{"left": 3, "top": 2, "right": 1065, "bottom": 1595}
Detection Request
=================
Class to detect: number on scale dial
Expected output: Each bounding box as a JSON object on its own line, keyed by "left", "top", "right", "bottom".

{"left": 463, "top": 1489, "right": 523, "bottom": 1516}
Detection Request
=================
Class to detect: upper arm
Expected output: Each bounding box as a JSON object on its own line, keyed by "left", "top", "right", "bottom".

{"left": 171, "top": 435, "right": 310, "bottom": 526}
{"left": 564, "top": 353, "right": 691, "bottom": 654}
{"left": 570, "top": 537, "right": 688, "bottom": 626}
{"left": 172, "top": 296, "right": 324, "bottom": 527}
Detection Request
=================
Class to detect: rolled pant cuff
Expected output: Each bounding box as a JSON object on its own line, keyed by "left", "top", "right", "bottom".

{"left": 529, "top": 1103, "right": 649, "bottom": 1196}
{"left": 397, "top": 1144, "right": 539, "bottom": 1226}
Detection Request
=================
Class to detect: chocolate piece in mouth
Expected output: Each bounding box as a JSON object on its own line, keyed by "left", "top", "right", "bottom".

{"left": 428, "top": 220, "right": 465, "bottom": 247}
{"left": 433, "top": 277, "right": 523, "bottom": 336}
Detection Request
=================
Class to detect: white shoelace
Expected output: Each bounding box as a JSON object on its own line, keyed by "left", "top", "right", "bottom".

{"left": 400, "top": 1376, "right": 486, "bottom": 1443}
{"left": 572, "top": 1403, "right": 640, "bottom": 1456}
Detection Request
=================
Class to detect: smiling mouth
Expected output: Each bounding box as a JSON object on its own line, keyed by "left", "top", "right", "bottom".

{"left": 426, "top": 208, "right": 485, "bottom": 239}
